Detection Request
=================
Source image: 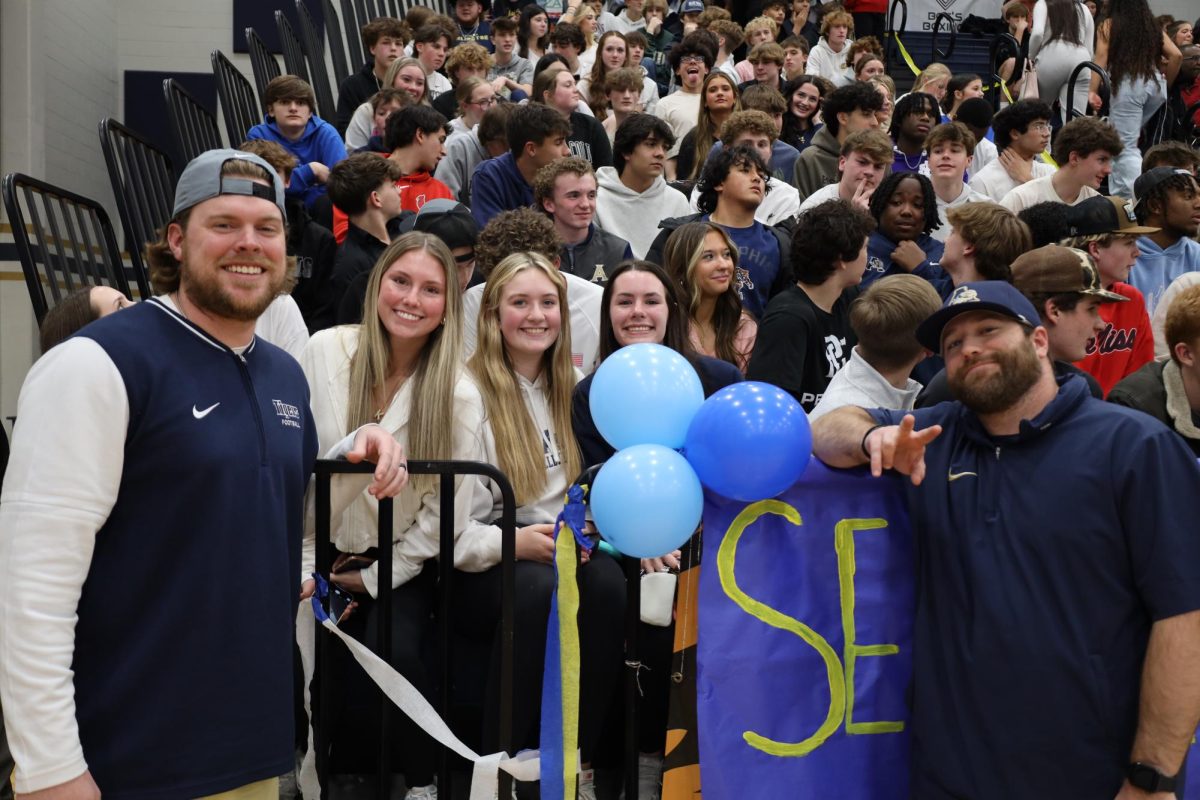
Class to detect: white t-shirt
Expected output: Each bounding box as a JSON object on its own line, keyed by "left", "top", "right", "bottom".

{"left": 1000, "top": 173, "right": 1099, "bottom": 214}
{"left": 610, "top": 10, "right": 647, "bottom": 34}
{"left": 427, "top": 71, "right": 453, "bottom": 100}
{"left": 654, "top": 90, "right": 703, "bottom": 158}
{"left": 808, "top": 347, "right": 922, "bottom": 422}
{"left": 968, "top": 157, "right": 1055, "bottom": 203}
{"left": 798, "top": 182, "right": 844, "bottom": 213}
{"left": 255, "top": 295, "right": 310, "bottom": 361}
{"left": 933, "top": 183, "right": 990, "bottom": 242}
{"left": 969, "top": 137, "right": 998, "bottom": 177}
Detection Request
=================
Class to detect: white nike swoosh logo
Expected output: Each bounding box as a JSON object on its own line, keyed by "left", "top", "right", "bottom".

{"left": 193, "top": 402, "right": 220, "bottom": 419}
{"left": 947, "top": 470, "right": 977, "bottom": 482}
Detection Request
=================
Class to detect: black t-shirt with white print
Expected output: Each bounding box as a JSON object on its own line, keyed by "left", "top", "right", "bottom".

{"left": 747, "top": 284, "right": 859, "bottom": 412}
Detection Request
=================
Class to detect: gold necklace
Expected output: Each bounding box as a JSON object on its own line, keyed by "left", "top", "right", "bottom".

{"left": 373, "top": 373, "right": 407, "bottom": 422}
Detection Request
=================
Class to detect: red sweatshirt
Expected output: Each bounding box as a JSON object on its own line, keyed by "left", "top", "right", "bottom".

{"left": 332, "top": 162, "right": 455, "bottom": 243}
{"left": 1074, "top": 281, "right": 1154, "bottom": 397}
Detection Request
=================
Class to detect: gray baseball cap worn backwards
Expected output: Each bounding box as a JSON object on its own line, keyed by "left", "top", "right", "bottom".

{"left": 172, "top": 149, "right": 287, "bottom": 220}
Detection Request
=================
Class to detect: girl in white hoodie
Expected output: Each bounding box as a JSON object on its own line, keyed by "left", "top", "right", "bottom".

{"left": 460, "top": 252, "right": 626, "bottom": 794}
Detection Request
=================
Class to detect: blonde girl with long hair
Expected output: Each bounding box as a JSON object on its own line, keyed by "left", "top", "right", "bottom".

{"left": 907, "top": 62, "right": 952, "bottom": 107}
{"left": 300, "top": 232, "right": 494, "bottom": 799}
{"left": 457, "top": 252, "right": 625, "bottom": 795}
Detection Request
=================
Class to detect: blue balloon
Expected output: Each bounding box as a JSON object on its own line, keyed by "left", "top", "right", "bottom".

{"left": 589, "top": 343, "right": 704, "bottom": 450}
{"left": 590, "top": 444, "right": 704, "bottom": 558}
{"left": 684, "top": 382, "right": 812, "bottom": 501}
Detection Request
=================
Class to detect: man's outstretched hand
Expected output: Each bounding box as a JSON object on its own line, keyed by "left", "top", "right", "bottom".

{"left": 865, "top": 415, "right": 943, "bottom": 485}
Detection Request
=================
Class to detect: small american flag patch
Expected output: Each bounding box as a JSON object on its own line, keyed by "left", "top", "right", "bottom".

{"left": 572, "top": 352, "right": 583, "bottom": 368}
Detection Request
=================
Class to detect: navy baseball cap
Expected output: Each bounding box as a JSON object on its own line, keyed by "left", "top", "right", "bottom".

{"left": 173, "top": 149, "right": 286, "bottom": 220}
{"left": 681, "top": 0, "right": 705, "bottom": 13}
{"left": 916, "top": 281, "right": 1042, "bottom": 353}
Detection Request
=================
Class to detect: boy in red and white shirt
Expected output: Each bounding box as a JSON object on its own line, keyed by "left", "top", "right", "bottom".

{"left": 1062, "top": 195, "right": 1160, "bottom": 396}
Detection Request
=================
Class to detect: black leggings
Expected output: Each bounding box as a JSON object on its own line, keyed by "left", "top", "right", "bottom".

{"left": 331, "top": 562, "right": 438, "bottom": 784}
{"left": 452, "top": 553, "right": 627, "bottom": 760}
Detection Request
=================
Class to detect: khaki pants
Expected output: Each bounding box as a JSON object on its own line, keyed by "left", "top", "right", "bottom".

{"left": 197, "top": 777, "right": 280, "bottom": 800}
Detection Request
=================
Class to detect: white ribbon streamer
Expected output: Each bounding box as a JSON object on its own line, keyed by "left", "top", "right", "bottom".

{"left": 313, "top": 615, "right": 546, "bottom": 800}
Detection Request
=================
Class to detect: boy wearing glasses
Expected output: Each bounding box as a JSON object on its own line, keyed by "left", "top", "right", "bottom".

{"left": 968, "top": 99, "right": 1055, "bottom": 203}
{"left": 1000, "top": 116, "right": 1122, "bottom": 214}
{"left": 432, "top": 43, "right": 495, "bottom": 119}
{"left": 654, "top": 33, "right": 715, "bottom": 171}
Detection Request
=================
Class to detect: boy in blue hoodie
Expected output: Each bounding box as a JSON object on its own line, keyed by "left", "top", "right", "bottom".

{"left": 1129, "top": 167, "right": 1200, "bottom": 316}
{"left": 248, "top": 75, "right": 347, "bottom": 211}
{"left": 865, "top": 171, "right": 950, "bottom": 297}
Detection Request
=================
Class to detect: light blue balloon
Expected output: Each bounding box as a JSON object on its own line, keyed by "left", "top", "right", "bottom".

{"left": 684, "top": 381, "right": 812, "bottom": 501}
{"left": 590, "top": 343, "right": 704, "bottom": 450}
{"left": 591, "top": 444, "right": 704, "bottom": 559}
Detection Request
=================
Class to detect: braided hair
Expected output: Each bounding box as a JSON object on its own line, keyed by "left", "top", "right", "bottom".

{"left": 868, "top": 171, "right": 941, "bottom": 238}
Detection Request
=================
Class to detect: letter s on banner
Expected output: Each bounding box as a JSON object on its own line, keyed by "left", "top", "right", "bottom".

{"left": 716, "top": 500, "right": 847, "bottom": 756}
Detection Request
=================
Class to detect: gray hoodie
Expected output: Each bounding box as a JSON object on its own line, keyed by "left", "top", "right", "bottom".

{"left": 792, "top": 125, "right": 841, "bottom": 203}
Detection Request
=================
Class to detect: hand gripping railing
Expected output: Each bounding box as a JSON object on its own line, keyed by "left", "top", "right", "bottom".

{"left": 313, "top": 459, "right": 517, "bottom": 798}
{"left": 1067, "top": 61, "right": 1110, "bottom": 120}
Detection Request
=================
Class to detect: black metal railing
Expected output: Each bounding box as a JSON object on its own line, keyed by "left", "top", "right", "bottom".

{"left": 1067, "top": 61, "right": 1110, "bottom": 121}
{"left": 930, "top": 12, "right": 957, "bottom": 61}
{"left": 313, "top": 459, "right": 517, "bottom": 798}
{"left": 987, "top": 32, "right": 1022, "bottom": 111}
{"left": 884, "top": 0, "right": 909, "bottom": 77}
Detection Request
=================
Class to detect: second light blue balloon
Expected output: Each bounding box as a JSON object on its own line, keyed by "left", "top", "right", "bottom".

{"left": 590, "top": 444, "right": 704, "bottom": 558}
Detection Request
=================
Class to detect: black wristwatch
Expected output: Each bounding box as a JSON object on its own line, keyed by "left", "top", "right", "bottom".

{"left": 1127, "top": 762, "right": 1177, "bottom": 793}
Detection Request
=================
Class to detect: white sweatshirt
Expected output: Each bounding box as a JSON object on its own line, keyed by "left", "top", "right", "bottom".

{"left": 594, "top": 166, "right": 693, "bottom": 258}
{"left": 806, "top": 37, "right": 853, "bottom": 83}
{"left": 470, "top": 369, "right": 582, "bottom": 527}
{"left": 299, "top": 327, "right": 502, "bottom": 596}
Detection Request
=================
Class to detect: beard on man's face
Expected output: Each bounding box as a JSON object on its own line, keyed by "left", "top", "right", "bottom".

{"left": 947, "top": 335, "right": 1043, "bottom": 414}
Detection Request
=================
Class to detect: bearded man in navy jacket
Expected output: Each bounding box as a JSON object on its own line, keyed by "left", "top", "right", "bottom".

{"left": 811, "top": 280, "right": 1200, "bottom": 799}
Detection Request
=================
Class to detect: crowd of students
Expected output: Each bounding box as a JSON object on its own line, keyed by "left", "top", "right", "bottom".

{"left": 4, "top": 0, "right": 1200, "bottom": 799}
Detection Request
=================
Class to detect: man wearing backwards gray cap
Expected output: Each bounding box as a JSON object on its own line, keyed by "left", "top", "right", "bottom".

{"left": 811, "top": 280, "right": 1200, "bottom": 799}
{"left": 0, "top": 150, "right": 408, "bottom": 800}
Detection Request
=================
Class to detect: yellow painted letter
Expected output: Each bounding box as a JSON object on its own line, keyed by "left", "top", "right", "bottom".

{"left": 717, "top": 500, "right": 846, "bottom": 756}
{"left": 836, "top": 518, "right": 904, "bottom": 735}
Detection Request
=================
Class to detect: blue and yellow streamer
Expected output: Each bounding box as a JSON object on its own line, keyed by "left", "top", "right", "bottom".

{"left": 539, "top": 485, "right": 592, "bottom": 800}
